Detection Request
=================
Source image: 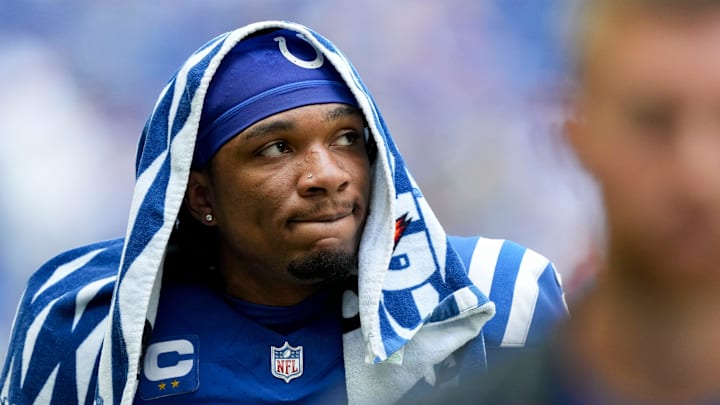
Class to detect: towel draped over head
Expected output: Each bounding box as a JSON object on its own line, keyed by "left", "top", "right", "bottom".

{"left": 194, "top": 28, "right": 358, "bottom": 168}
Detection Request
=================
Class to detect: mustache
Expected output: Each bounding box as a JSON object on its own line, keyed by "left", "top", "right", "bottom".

{"left": 291, "top": 200, "right": 356, "bottom": 218}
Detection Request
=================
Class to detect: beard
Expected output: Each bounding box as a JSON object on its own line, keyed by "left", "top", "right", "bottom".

{"left": 287, "top": 250, "right": 357, "bottom": 283}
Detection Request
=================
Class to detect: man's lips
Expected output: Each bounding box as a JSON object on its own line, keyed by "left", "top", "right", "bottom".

{"left": 289, "top": 210, "right": 353, "bottom": 223}
{"left": 288, "top": 200, "right": 357, "bottom": 224}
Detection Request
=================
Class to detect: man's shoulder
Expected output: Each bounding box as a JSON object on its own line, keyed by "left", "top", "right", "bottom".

{"left": 27, "top": 238, "right": 124, "bottom": 294}
{"left": 448, "top": 235, "right": 568, "bottom": 350}
{"left": 448, "top": 235, "right": 555, "bottom": 280}
{"left": 18, "top": 236, "right": 124, "bottom": 331}
{"left": 19, "top": 237, "right": 123, "bottom": 332}
{"left": 2, "top": 239, "right": 123, "bottom": 404}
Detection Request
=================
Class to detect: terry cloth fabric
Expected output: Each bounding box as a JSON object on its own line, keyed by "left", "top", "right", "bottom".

{"left": 0, "top": 21, "right": 568, "bottom": 405}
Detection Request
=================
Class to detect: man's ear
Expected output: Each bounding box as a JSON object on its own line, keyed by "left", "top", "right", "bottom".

{"left": 185, "top": 170, "right": 215, "bottom": 225}
{"left": 564, "top": 101, "right": 597, "bottom": 174}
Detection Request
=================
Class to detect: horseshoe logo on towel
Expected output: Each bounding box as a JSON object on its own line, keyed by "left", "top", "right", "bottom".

{"left": 274, "top": 34, "right": 324, "bottom": 69}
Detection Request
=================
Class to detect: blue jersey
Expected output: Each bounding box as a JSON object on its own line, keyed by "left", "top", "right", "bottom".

{"left": 449, "top": 236, "right": 567, "bottom": 367}
{"left": 134, "top": 282, "right": 346, "bottom": 404}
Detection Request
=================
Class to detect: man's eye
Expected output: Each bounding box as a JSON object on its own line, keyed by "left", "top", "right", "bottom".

{"left": 333, "top": 132, "right": 358, "bottom": 147}
{"left": 626, "top": 104, "right": 675, "bottom": 135}
{"left": 258, "top": 141, "right": 291, "bottom": 157}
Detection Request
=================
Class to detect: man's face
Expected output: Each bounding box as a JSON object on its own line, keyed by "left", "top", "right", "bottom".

{"left": 194, "top": 103, "right": 371, "bottom": 288}
{"left": 569, "top": 11, "right": 720, "bottom": 283}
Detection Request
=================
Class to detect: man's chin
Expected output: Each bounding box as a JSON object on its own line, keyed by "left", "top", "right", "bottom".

{"left": 287, "top": 249, "right": 357, "bottom": 283}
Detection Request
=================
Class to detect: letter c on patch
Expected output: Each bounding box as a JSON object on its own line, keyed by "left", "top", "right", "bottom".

{"left": 143, "top": 339, "right": 195, "bottom": 381}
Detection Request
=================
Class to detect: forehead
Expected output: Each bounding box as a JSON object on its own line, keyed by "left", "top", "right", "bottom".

{"left": 235, "top": 103, "right": 363, "bottom": 142}
{"left": 581, "top": 10, "right": 720, "bottom": 96}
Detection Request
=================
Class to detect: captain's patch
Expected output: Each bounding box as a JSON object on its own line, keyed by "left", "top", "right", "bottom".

{"left": 139, "top": 336, "right": 200, "bottom": 400}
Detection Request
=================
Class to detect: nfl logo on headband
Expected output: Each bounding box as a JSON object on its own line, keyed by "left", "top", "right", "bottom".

{"left": 271, "top": 341, "right": 304, "bottom": 383}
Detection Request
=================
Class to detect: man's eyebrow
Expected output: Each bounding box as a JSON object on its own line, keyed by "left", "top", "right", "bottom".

{"left": 240, "top": 105, "right": 361, "bottom": 142}
{"left": 241, "top": 120, "right": 295, "bottom": 142}
{"left": 324, "top": 105, "right": 362, "bottom": 122}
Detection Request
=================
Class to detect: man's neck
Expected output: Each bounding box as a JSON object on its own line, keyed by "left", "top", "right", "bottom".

{"left": 567, "top": 266, "right": 720, "bottom": 403}
{"left": 218, "top": 265, "right": 322, "bottom": 306}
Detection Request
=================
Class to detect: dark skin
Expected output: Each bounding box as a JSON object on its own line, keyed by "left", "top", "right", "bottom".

{"left": 186, "top": 103, "right": 371, "bottom": 306}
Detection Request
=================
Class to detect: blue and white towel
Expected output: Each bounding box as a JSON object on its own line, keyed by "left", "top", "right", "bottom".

{"left": 0, "top": 20, "right": 567, "bottom": 404}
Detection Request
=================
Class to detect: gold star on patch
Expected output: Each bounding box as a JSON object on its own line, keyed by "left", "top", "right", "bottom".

{"left": 158, "top": 382, "right": 167, "bottom": 390}
{"left": 171, "top": 380, "right": 180, "bottom": 388}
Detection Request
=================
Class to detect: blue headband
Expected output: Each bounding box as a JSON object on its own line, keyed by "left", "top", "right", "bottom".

{"left": 193, "top": 29, "right": 359, "bottom": 168}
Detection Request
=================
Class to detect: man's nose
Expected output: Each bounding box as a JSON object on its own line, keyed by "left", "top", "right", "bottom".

{"left": 298, "top": 147, "right": 350, "bottom": 195}
{"left": 676, "top": 126, "right": 720, "bottom": 206}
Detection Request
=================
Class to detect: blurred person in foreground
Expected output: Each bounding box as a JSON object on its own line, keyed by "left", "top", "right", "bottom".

{"left": 0, "top": 21, "right": 567, "bottom": 404}
{"left": 417, "top": 0, "right": 720, "bottom": 404}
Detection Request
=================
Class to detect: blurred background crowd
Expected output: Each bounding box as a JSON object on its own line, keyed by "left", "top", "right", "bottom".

{"left": 0, "top": 0, "right": 602, "bottom": 364}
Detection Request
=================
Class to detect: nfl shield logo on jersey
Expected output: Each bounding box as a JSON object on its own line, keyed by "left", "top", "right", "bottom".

{"left": 271, "top": 341, "right": 304, "bottom": 383}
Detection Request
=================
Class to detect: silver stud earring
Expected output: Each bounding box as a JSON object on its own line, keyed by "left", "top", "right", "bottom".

{"left": 307, "top": 173, "right": 313, "bottom": 179}
{"left": 204, "top": 213, "right": 213, "bottom": 223}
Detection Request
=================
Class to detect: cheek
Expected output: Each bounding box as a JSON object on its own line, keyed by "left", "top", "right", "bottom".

{"left": 242, "top": 173, "right": 296, "bottom": 215}
{"left": 601, "top": 159, "right": 664, "bottom": 224}
{"left": 588, "top": 125, "right": 666, "bottom": 204}
{"left": 211, "top": 175, "right": 276, "bottom": 224}
{"left": 359, "top": 169, "right": 371, "bottom": 202}
{"left": 591, "top": 141, "right": 670, "bottom": 232}
{"left": 351, "top": 157, "right": 372, "bottom": 199}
